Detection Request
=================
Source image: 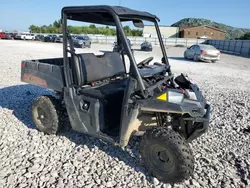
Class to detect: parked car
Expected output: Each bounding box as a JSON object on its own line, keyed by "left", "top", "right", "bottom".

{"left": 44, "top": 35, "right": 57, "bottom": 42}
{"left": 71, "top": 35, "right": 78, "bottom": 40}
{"left": 1, "top": 32, "right": 17, "bottom": 40}
{"left": 43, "top": 35, "right": 51, "bottom": 42}
{"left": 4, "top": 33, "right": 13, "bottom": 39}
{"left": 113, "top": 38, "right": 133, "bottom": 53}
{"left": 35, "top": 34, "right": 45, "bottom": 41}
{"left": 54, "top": 35, "right": 63, "bottom": 43}
{"left": 73, "top": 35, "right": 91, "bottom": 48}
{"left": 10, "top": 33, "right": 18, "bottom": 39}
{"left": 0, "top": 32, "right": 6, "bottom": 39}
{"left": 184, "top": 44, "right": 220, "bottom": 63}
{"left": 15, "top": 33, "right": 35, "bottom": 40}
{"left": 141, "top": 41, "right": 152, "bottom": 51}
{"left": 52, "top": 35, "right": 58, "bottom": 42}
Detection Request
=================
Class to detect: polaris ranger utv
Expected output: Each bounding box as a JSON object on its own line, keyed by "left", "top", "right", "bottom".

{"left": 21, "top": 6, "right": 210, "bottom": 183}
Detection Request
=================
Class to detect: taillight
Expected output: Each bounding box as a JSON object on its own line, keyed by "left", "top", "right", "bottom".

{"left": 21, "top": 62, "right": 25, "bottom": 68}
{"left": 201, "top": 50, "right": 207, "bottom": 55}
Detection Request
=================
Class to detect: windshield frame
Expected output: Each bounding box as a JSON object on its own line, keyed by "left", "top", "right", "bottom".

{"left": 62, "top": 10, "right": 170, "bottom": 97}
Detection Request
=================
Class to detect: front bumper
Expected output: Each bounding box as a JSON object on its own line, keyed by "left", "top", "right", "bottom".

{"left": 186, "top": 104, "right": 211, "bottom": 142}
{"left": 44, "top": 38, "right": 52, "bottom": 42}
{"left": 55, "top": 39, "right": 63, "bottom": 43}
{"left": 141, "top": 47, "right": 152, "bottom": 51}
{"left": 74, "top": 43, "right": 85, "bottom": 47}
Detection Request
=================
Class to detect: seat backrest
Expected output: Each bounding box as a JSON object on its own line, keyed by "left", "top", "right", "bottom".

{"left": 72, "top": 52, "right": 125, "bottom": 86}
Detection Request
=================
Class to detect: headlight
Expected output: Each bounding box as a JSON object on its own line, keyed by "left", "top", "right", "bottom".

{"left": 78, "top": 41, "right": 83, "bottom": 44}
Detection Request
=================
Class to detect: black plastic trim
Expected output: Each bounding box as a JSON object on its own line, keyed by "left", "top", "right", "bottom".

{"left": 186, "top": 104, "right": 210, "bottom": 142}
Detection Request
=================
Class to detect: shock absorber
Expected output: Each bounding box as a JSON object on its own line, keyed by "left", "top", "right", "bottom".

{"left": 156, "top": 112, "right": 163, "bottom": 126}
{"left": 156, "top": 113, "right": 172, "bottom": 126}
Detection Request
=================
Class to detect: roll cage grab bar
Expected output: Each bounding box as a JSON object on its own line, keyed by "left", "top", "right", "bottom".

{"left": 62, "top": 11, "right": 171, "bottom": 99}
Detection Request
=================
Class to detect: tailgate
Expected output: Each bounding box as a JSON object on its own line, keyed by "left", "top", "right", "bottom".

{"left": 21, "top": 59, "right": 65, "bottom": 92}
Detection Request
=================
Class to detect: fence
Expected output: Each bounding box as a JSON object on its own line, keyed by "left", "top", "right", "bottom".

{"left": 207, "top": 39, "right": 250, "bottom": 57}
{"left": 32, "top": 33, "right": 206, "bottom": 47}
{"left": 89, "top": 35, "right": 206, "bottom": 47}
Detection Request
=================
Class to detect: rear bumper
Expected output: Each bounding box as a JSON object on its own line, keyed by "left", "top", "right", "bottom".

{"left": 200, "top": 55, "right": 219, "bottom": 61}
{"left": 186, "top": 104, "right": 211, "bottom": 142}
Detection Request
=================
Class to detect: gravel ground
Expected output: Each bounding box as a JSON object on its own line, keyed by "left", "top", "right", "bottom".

{"left": 0, "top": 40, "right": 250, "bottom": 188}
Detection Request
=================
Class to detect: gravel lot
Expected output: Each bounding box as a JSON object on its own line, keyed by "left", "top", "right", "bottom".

{"left": 0, "top": 40, "right": 250, "bottom": 188}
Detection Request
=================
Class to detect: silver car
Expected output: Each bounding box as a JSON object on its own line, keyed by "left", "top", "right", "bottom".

{"left": 184, "top": 44, "right": 221, "bottom": 63}
{"left": 54, "top": 35, "right": 63, "bottom": 43}
{"left": 73, "top": 36, "right": 91, "bottom": 48}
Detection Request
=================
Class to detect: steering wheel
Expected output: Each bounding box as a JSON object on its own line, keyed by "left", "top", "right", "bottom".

{"left": 137, "top": 57, "right": 154, "bottom": 68}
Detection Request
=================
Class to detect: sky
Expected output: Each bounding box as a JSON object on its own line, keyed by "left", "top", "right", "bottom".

{"left": 0, "top": 0, "right": 250, "bottom": 31}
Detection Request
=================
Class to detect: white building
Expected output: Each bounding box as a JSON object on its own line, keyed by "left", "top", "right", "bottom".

{"left": 143, "top": 25, "right": 179, "bottom": 38}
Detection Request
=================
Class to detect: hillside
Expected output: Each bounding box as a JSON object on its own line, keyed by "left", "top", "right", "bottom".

{"left": 171, "top": 18, "right": 250, "bottom": 39}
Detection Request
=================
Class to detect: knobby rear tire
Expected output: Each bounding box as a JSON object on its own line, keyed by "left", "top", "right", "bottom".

{"left": 32, "top": 95, "right": 63, "bottom": 134}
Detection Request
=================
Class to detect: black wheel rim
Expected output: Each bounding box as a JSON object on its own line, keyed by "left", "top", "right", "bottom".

{"left": 148, "top": 144, "right": 175, "bottom": 174}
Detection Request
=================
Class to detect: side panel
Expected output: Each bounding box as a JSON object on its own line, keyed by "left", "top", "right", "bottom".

{"left": 139, "top": 99, "right": 185, "bottom": 113}
{"left": 119, "top": 78, "right": 140, "bottom": 147}
{"left": 21, "top": 60, "right": 65, "bottom": 92}
{"left": 63, "top": 87, "right": 103, "bottom": 135}
{"left": 141, "top": 87, "right": 205, "bottom": 117}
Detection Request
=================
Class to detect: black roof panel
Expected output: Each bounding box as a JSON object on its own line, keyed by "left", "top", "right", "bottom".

{"left": 62, "top": 5, "right": 159, "bottom": 25}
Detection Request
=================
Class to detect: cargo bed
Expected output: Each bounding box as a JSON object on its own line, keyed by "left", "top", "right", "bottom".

{"left": 21, "top": 57, "right": 66, "bottom": 92}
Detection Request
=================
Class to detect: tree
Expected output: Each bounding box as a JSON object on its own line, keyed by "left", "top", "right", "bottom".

{"left": 131, "top": 29, "right": 143, "bottom": 36}
{"left": 53, "top": 20, "right": 61, "bottom": 28}
{"left": 123, "top": 26, "right": 131, "bottom": 35}
{"left": 89, "top": 24, "right": 96, "bottom": 29}
{"left": 29, "top": 25, "right": 38, "bottom": 33}
{"left": 238, "top": 32, "right": 250, "bottom": 40}
{"left": 28, "top": 21, "right": 142, "bottom": 36}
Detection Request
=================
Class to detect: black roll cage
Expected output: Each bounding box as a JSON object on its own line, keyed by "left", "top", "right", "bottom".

{"left": 62, "top": 6, "right": 171, "bottom": 98}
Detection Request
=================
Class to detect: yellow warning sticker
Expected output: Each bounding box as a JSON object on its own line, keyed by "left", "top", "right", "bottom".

{"left": 157, "top": 93, "right": 167, "bottom": 101}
